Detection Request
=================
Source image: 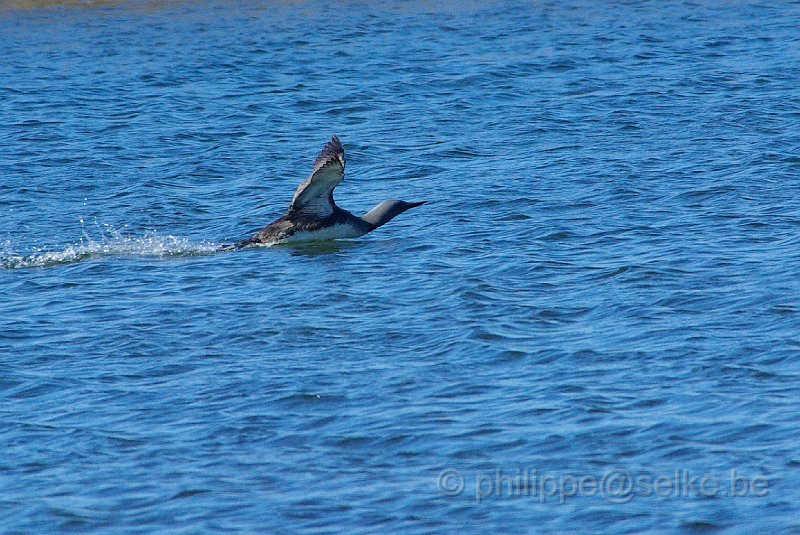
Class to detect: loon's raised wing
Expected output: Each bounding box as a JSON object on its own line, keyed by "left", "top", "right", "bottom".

{"left": 287, "top": 135, "right": 345, "bottom": 218}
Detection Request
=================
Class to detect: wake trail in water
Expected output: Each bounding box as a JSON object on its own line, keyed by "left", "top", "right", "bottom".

{"left": 1, "top": 231, "right": 221, "bottom": 270}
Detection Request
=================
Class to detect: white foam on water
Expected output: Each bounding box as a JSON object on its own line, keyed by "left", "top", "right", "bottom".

{"left": 1, "top": 226, "right": 220, "bottom": 270}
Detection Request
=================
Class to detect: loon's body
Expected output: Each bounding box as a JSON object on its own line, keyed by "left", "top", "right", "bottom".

{"left": 231, "top": 136, "right": 424, "bottom": 249}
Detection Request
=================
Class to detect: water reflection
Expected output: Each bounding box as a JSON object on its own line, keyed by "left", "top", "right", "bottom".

{"left": 280, "top": 239, "right": 361, "bottom": 257}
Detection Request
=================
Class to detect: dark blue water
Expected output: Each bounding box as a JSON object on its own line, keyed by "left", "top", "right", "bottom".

{"left": 2, "top": 0, "right": 800, "bottom": 532}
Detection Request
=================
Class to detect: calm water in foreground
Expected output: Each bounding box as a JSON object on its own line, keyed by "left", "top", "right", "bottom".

{"left": 2, "top": 1, "right": 800, "bottom": 533}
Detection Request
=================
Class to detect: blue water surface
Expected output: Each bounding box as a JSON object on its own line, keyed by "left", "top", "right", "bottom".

{"left": 1, "top": 0, "right": 800, "bottom": 533}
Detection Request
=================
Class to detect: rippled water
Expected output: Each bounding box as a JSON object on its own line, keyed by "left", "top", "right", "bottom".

{"left": 2, "top": 0, "right": 800, "bottom": 532}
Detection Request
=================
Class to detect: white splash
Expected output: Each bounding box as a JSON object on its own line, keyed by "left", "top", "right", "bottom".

{"left": 1, "top": 226, "right": 220, "bottom": 270}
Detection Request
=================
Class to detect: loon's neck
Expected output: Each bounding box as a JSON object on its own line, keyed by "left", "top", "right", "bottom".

{"left": 362, "top": 200, "right": 426, "bottom": 229}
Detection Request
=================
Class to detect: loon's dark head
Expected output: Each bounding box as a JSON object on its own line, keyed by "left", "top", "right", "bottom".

{"left": 361, "top": 200, "right": 426, "bottom": 229}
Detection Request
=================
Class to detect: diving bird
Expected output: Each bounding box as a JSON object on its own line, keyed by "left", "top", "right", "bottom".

{"left": 230, "top": 135, "right": 425, "bottom": 248}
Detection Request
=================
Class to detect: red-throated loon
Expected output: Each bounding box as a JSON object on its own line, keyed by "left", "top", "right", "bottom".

{"left": 229, "top": 135, "right": 425, "bottom": 249}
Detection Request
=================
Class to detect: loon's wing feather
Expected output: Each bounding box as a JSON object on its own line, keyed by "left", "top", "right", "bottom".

{"left": 288, "top": 135, "right": 345, "bottom": 218}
